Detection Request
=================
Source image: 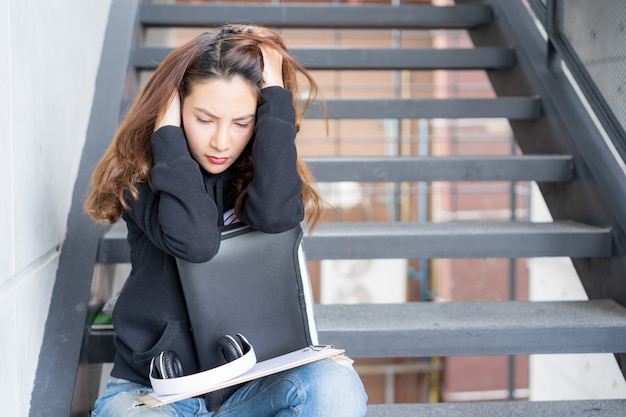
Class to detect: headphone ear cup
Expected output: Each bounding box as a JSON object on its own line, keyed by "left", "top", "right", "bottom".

{"left": 152, "top": 350, "right": 183, "bottom": 379}
{"left": 206, "top": 334, "right": 251, "bottom": 412}
{"left": 217, "top": 334, "right": 244, "bottom": 362}
{"left": 234, "top": 333, "right": 251, "bottom": 354}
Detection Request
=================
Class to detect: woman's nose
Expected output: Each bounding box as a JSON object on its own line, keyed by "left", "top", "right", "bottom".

{"left": 210, "top": 126, "right": 230, "bottom": 151}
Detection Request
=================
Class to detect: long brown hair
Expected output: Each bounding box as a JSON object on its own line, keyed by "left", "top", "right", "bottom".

{"left": 84, "top": 25, "right": 323, "bottom": 228}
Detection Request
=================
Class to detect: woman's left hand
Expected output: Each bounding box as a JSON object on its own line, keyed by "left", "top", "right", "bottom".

{"left": 260, "top": 44, "right": 284, "bottom": 89}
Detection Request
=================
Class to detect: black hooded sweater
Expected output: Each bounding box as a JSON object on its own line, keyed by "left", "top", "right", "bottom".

{"left": 111, "top": 86, "right": 305, "bottom": 386}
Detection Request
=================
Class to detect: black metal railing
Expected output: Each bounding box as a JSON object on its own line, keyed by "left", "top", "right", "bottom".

{"left": 529, "top": 0, "right": 626, "bottom": 160}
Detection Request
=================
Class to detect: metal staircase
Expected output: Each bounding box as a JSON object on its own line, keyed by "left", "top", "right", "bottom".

{"left": 30, "top": 0, "right": 626, "bottom": 416}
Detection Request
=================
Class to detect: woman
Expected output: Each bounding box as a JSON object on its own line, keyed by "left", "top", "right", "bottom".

{"left": 84, "top": 25, "right": 367, "bottom": 417}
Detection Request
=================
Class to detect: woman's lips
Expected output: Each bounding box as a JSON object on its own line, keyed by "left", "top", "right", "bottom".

{"left": 208, "top": 156, "right": 228, "bottom": 165}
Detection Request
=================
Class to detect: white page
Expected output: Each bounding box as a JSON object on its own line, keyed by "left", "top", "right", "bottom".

{"left": 140, "top": 346, "right": 344, "bottom": 407}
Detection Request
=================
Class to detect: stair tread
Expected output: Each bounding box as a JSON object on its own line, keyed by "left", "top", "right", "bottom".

{"left": 133, "top": 47, "right": 514, "bottom": 71}
{"left": 365, "top": 399, "right": 626, "bottom": 416}
{"left": 305, "top": 220, "right": 611, "bottom": 259}
{"left": 97, "top": 220, "right": 611, "bottom": 264}
{"left": 311, "top": 220, "right": 605, "bottom": 237}
{"left": 306, "top": 155, "right": 573, "bottom": 182}
{"left": 316, "top": 299, "right": 626, "bottom": 357}
{"left": 87, "top": 299, "right": 626, "bottom": 363}
{"left": 121, "top": 95, "right": 541, "bottom": 120}
{"left": 305, "top": 97, "right": 541, "bottom": 119}
{"left": 139, "top": 4, "right": 492, "bottom": 29}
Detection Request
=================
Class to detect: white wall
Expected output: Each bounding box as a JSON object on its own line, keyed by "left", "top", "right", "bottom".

{"left": 0, "top": 1, "right": 111, "bottom": 415}
{"left": 528, "top": 183, "right": 626, "bottom": 400}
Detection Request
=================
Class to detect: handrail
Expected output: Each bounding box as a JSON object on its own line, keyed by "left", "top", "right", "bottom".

{"left": 535, "top": 0, "right": 626, "bottom": 160}
{"left": 457, "top": 0, "right": 626, "bottom": 253}
{"left": 485, "top": 0, "right": 626, "bottom": 247}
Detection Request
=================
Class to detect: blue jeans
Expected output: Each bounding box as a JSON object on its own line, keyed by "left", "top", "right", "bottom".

{"left": 91, "top": 357, "right": 367, "bottom": 417}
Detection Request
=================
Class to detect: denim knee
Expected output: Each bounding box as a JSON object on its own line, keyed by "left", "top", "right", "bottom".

{"left": 287, "top": 357, "right": 368, "bottom": 417}
{"left": 92, "top": 378, "right": 208, "bottom": 417}
{"left": 215, "top": 357, "right": 367, "bottom": 417}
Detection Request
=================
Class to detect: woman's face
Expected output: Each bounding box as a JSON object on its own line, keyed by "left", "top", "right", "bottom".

{"left": 182, "top": 76, "right": 257, "bottom": 175}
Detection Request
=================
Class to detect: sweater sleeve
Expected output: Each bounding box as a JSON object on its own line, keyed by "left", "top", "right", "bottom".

{"left": 240, "top": 86, "right": 305, "bottom": 232}
{"left": 124, "top": 126, "right": 221, "bottom": 262}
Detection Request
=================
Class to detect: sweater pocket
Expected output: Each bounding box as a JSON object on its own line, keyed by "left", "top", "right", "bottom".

{"left": 131, "top": 319, "right": 195, "bottom": 372}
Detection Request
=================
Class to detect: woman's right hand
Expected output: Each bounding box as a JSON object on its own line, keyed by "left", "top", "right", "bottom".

{"left": 154, "top": 91, "right": 181, "bottom": 131}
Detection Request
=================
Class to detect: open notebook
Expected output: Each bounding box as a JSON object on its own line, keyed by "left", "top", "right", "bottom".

{"left": 140, "top": 345, "right": 344, "bottom": 407}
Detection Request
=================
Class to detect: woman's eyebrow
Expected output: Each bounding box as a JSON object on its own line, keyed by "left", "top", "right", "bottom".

{"left": 194, "top": 108, "right": 255, "bottom": 121}
{"left": 233, "top": 113, "right": 256, "bottom": 121}
{"left": 194, "top": 108, "right": 219, "bottom": 118}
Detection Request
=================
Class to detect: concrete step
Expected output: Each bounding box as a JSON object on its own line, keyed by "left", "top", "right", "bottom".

{"left": 302, "top": 220, "right": 611, "bottom": 260}
{"left": 365, "top": 399, "right": 626, "bottom": 416}
{"left": 122, "top": 97, "right": 541, "bottom": 121}
{"left": 139, "top": 3, "right": 492, "bottom": 29}
{"left": 133, "top": 47, "right": 514, "bottom": 71}
{"left": 87, "top": 299, "right": 626, "bottom": 363}
{"left": 306, "top": 155, "right": 573, "bottom": 183}
{"left": 96, "top": 220, "right": 611, "bottom": 264}
{"left": 306, "top": 97, "right": 541, "bottom": 120}
{"left": 316, "top": 299, "right": 626, "bottom": 358}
